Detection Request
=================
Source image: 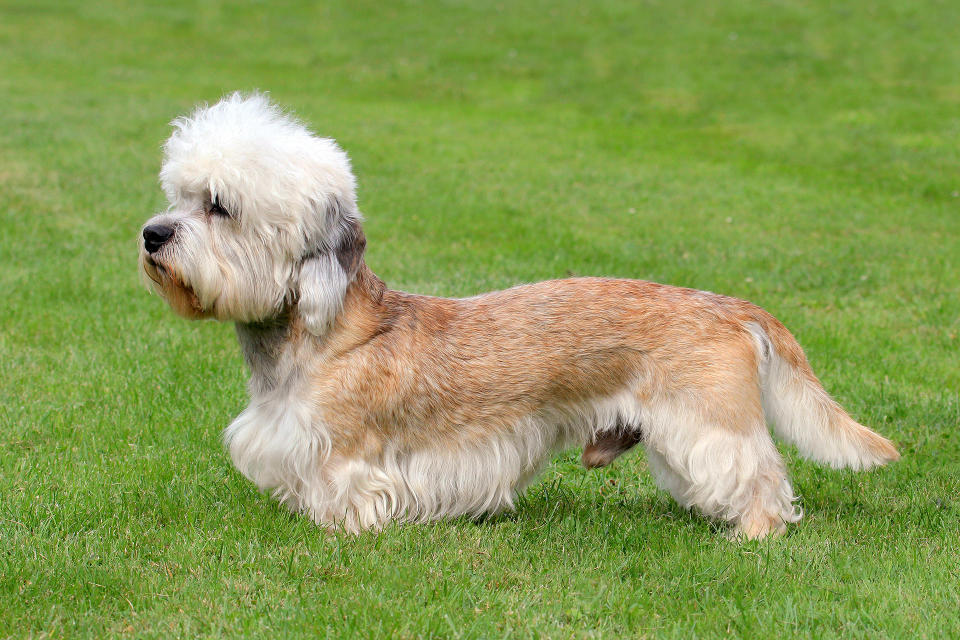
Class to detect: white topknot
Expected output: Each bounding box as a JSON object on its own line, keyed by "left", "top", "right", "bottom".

{"left": 159, "top": 92, "right": 358, "bottom": 236}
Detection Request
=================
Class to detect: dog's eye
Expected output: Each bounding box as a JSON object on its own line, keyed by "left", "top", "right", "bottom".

{"left": 209, "top": 197, "right": 230, "bottom": 218}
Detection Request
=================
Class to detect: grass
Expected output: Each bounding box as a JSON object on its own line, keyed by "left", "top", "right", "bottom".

{"left": 1, "top": 0, "right": 958, "bottom": 637}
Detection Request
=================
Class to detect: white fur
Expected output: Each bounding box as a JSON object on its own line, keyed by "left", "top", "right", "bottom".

{"left": 298, "top": 253, "right": 351, "bottom": 336}
{"left": 748, "top": 322, "right": 889, "bottom": 471}
{"left": 142, "top": 92, "right": 359, "bottom": 325}
{"left": 143, "top": 94, "right": 802, "bottom": 535}
{"left": 224, "top": 382, "right": 643, "bottom": 532}
{"left": 224, "top": 373, "right": 800, "bottom": 535}
{"left": 142, "top": 93, "right": 892, "bottom": 538}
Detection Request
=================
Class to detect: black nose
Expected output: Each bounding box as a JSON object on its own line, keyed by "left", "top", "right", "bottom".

{"left": 143, "top": 224, "right": 174, "bottom": 254}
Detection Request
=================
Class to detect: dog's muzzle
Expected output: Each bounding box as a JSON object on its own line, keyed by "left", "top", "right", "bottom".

{"left": 143, "top": 224, "right": 174, "bottom": 254}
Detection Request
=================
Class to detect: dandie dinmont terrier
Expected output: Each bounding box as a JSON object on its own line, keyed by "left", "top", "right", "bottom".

{"left": 139, "top": 93, "right": 899, "bottom": 538}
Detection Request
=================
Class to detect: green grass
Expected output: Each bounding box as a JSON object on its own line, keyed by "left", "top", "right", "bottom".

{"left": 2, "top": 0, "right": 959, "bottom": 637}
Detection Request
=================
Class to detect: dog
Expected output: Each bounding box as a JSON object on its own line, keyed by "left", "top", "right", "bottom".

{"left": 139, "top": 93, "right": 899, "bottom": 539}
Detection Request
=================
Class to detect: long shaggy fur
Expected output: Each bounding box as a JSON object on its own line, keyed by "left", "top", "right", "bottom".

{"left": 139, "top": 93, "right": 899, "bottom": 539}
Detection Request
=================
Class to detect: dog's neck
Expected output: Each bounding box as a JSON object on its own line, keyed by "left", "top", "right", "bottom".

{"left": 235, "top": 314, "right": 300, "bottom": 396}
{"left": 235, "top": 262, "right": 391, "bottom": 396}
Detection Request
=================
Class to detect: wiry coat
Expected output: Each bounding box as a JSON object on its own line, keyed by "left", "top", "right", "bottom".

{"left": 140, "top": 94, "right": 899, "bottom": 539}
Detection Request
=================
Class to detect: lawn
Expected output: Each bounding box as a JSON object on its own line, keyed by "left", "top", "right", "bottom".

{"left": 1, "top": 0, "right": 958, "bottom": 637}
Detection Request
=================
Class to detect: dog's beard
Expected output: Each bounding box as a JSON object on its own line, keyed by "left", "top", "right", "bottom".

{"left": 141, "top": 254, "right": 209, "bottom": 319}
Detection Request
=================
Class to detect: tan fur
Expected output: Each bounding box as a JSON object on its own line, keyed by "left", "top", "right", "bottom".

{"left": 153, "top": 257, "right": 898, "bottom": 538}
{"left": 750, "top": 311, "right": 901, "bottom": 464}
{"left": 141, "top": 94, "right": 900, "bottom": 539}
{"left": 142, "top": 257, "right": 208, "bottom": 319}
{"left": 316, "top": 269, "right": 768, "bottom": 448}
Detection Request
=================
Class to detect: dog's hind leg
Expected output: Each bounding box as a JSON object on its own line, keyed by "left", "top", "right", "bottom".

{"left": 642, "top": 388, "right": 801, "bottom": 539}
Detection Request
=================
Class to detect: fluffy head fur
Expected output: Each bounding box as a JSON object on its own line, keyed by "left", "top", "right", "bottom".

{"left": 141, "top": 92, "right": 361, "bottom": 332}
{"left": 139, "top": 93, "right": 899, "bottom": 540}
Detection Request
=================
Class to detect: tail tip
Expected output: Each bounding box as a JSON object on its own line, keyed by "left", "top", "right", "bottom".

{"left": 858, "top": 432, "right": 900, "bottom": 470}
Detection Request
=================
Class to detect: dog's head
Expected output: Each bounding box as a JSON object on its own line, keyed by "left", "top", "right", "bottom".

{"left": 139, "top": 92, "right": 365, "bottom": 333}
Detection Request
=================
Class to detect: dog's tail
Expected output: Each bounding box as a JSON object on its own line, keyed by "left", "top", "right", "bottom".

{"left": 746, "top": 314, "right": 899, "bottom": 470}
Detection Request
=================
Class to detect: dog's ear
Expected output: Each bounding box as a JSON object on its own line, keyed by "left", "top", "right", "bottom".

{"left": 298, "top": 218, "right": 366, "bottom": 335}
{"left": 332, "top": 217, "right": 366, "bottom": 281}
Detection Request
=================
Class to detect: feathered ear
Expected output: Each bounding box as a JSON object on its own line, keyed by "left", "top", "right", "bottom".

{"left": 298, "top": 218, "right": 366, "bottom": 335}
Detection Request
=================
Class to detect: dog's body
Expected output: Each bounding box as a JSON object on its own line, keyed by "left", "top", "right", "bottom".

{"left": 140, "top": 94, "right": 899, "bottom": 538}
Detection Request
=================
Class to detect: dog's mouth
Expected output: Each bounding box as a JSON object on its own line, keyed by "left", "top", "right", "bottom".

{"left": 142, "top": 255, "right": 166, "bottom": 284}
{"left": 141, "top": 254, "right": 209, "bottom": 319}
